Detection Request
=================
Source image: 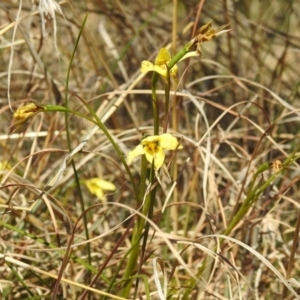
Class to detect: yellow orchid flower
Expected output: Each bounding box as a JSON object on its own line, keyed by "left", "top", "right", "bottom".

{"left": 9, "top": 103, "right": 45, "bottom": 133}
{"left": 128, "top": 133, "right": 183, "bottom": 170}
{"left": 84, "top": 178, "right": 116, "bottom": 200}
{"left": 141, "top": 48, "right": 178, "bottom": 79}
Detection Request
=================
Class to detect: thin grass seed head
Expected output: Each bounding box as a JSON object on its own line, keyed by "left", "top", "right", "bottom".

{"left": 32, "top": 0, "right": 63, "bottom": 50}
{"left": 127, "top": 133, "right": 183, "bottom": 170}
{"left": 33, "top": 0, "right": 63, "bottom": 32}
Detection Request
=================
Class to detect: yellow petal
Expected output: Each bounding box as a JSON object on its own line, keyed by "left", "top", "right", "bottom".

{"left": 141, "top": 61, "right": 168, "bottom": 77}
{"left": 143, "top": 145, "right": 165, "bottom": 170}
{"left": 94, "top": 189, "right": 104, "bottom": 199}
{"left": 97, "top": 179, "right": 116, "bottom": 191}
{"left": 153, "top": 65, "right": 168, "bottom": 77}
{"left": 141, "top": 60, "right": 155, "bottom": 73}
{"left": 155, "top": 48, "right": 177, "bottom": 78}
{"left": 85, "top": 178, "right": 104, "bottom": 198}
{"left": 141, "top": 135, "right": 160, "bottom": 144}
{"left": 84, "top": 178, "right": 116, "bottom": 199}
{"left": 144, "top": 148, "right": 154, "bottom": 166}
{"left": 158, "top": 133, "right": 183, "bottom": 150}
{"left": 153, "top": 147, "right": 165, "bottom": 170}
{"left": 13, "top": 103, "right": 41, "bottom": 119}
{"left": 169, "top": 64, "right": 178, "bottom": 79}
{"left": 155, "top": 48, "right": 171, "bottom": 66}
{"left": 127, "top": 144, "right": 145, "bottom": 164}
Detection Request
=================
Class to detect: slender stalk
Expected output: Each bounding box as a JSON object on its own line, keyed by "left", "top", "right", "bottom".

{"left": 80, "top": 101, "right": 139, "bottom": 201}
{"left": 119, "top": 70, "right": 159, "bottom": 296}
{"left": 151, "top": 72, "right": 160, "bottom": 135}
{"left": 52, "top": 15, "right": 92, "bottom": 300}
{"left": 119, "top": 156, "right": 148, "bottom": 297}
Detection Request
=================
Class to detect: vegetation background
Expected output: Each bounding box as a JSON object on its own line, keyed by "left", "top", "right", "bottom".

{"left": 0, "top": 0, "right": 300, "bottom": 299}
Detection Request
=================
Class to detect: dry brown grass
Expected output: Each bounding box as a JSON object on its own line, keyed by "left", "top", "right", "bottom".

{"left": 1, "top": 0, "right": 300, "bottom": 299}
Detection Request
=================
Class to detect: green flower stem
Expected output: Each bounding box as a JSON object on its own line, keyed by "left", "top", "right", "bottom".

{"left": 134, "top": 168, "right": 157, "bottom": 298}
{"left": 163, "top": 76, "right": 171, "bottom": 131}
{"left": 44, "top": 105, "right": 70, "bottom": 112}
{"left": 103, "top": 224, "right": 140, "bottom": 299}
{"left": 151, "top": 72, "right": 160, "bottom": 135}
{"left": 44, "top": 105, "right": 98, "bottom": 125}
{"left": 167, "top": 39, "right": 196, "bottom": 70}
{"left": 139, "top": 155, "right": 148, "bottom": 205}
{"left": 119, "top": 157, "right": 154, "bottom": 298}
{"left": 119, "top": 221, "right": 142, "bottom": 296}
{"left": 81, "top": 102, "right": 139, "bottom": 202}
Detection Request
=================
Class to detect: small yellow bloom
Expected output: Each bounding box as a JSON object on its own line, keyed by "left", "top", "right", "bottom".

{"left": 9, "top": 103, "right": 45, "bottom": 133}
{"left": 84, "top": 178, "right": 116, "bottom": 199}
{"left": 141, "top": 48, "right": 178, "bottom": 79}
{"left": 128, "top": 133, "right": 183, "bottom": 170}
